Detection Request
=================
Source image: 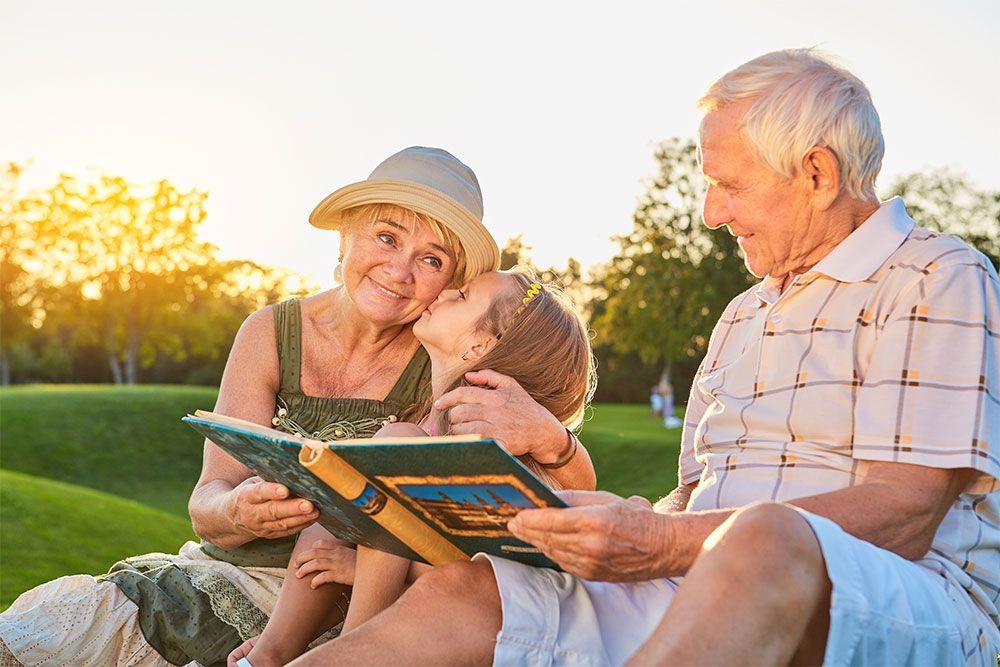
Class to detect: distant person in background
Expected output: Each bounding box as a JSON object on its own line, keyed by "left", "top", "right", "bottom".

{"left": 228, "top": 269, "right": 596, "bottom": 667}
{"left": 659, "top": 379, "right": 681, "bottom": 429}
{"left": 649, "top": 385, "right": 664, "bottom": 417}
{"left": 0, "top": 147, "right": 597, "bottom": 666}
{"left": 287, "top": 49, "right": 999, "bottom": 667}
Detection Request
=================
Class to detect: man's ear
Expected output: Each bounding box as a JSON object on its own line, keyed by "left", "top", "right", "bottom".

{"left": 802, "top": 146, "right": 841, "bottom": 210}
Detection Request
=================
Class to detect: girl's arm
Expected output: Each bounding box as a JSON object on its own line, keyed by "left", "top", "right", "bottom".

{"left": 341, "top": 547, "right": 412, "bottom": 633}
{"left": 230, "top": 523, "right": 351, "bottom": 667}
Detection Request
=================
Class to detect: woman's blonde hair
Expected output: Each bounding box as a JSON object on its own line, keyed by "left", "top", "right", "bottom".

{"left": 697, "top": 48, "right": 884, "bottom": 201}
{"left": 408, "top": 267, "right": 598, "bottom": 488}
{"left": 341, "top": 203, "right": 469, "bottom": 287}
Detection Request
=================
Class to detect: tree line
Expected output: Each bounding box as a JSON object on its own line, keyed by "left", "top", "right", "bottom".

{"left": 3, "top": 147, "right": 997, "bottom": 402}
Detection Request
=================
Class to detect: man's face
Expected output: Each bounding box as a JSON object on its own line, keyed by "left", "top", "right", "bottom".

{"left": 698, "top": 101, "right": 815, "bottom": 279}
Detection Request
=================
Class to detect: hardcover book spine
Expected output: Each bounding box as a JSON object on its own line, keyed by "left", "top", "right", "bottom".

{"left": 299, "top": 444, "right": 468, "bottom": 565}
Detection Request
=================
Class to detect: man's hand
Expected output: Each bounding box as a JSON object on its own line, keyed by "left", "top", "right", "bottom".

{"left": 508, "top": 490, "right": 673, "bottom": 581}
{"left": 434, "top": 369, "right": 566, "bottom": 463}
{"left": 226, "top": 476, "right": 319, "bottom": 540}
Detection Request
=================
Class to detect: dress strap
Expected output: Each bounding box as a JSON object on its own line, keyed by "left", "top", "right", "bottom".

{"left": 273, "top": 299, "right": 303, "bottom": 394}
{"left": 383, "top": 344, "right": 432, "bottom": 406}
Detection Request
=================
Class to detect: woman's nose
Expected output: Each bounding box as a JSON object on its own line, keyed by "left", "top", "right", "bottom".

{"left": 382, "top": 254, "right": 414, "bottom": 282}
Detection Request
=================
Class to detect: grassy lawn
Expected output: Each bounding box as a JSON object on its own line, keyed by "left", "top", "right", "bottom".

{"left": 0, "top": 385, "right": 683, "bottom": 608}
{"left": 0, "top": 470, "right": 196, "bottom": 609}
{"left": 581, "top": 404, "right": 681, "bottom": 501}
{"left": 1, "top": 384, "right": 217, "bottom": 516}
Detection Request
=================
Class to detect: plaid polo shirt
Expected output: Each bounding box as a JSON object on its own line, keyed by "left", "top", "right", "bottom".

{"left": 679, "top": 197, "right": 1000, "bottom": 627}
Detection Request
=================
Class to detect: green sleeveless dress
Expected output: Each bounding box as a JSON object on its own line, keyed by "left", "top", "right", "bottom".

{"left": 100, "top": 299, "right": 432, "bottom": 666}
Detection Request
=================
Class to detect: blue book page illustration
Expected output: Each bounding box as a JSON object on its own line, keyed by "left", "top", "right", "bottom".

{"left": 183, "top": 416, "right": 422, "bottom": 561}
{"left": 332, "top": 439, "right": 566, "bottom": 569}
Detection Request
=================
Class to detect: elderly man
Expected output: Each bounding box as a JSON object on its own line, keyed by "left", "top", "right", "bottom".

{"left": 292, "top": 49, "right": 999, "bottom": 666}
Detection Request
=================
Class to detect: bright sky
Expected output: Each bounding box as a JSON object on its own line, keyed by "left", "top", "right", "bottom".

{"left": 4, "top": 1, "right": 998, "bottom": 288}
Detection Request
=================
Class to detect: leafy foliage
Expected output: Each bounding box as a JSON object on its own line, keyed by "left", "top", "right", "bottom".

{"left": 885, "top": 169, "right": 999, "bottom": 268}
{"left": 592, "top": 138, "right": 754, "bottom": 389}
{"left": 1, "top": 167, "right": 314, "bottom": 385}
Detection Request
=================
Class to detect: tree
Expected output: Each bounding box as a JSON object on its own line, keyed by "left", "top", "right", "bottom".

{"left": 27, "top": 173, "right": 217, "bottom": 383}
{"left": 0, "top": 162, "right": 54, "bottom": 384}
{"left": 885, "top": 169, "right": 999, "bottom": 269}
{"left": 592, "top": 138, "right": 754, "bottom": 396}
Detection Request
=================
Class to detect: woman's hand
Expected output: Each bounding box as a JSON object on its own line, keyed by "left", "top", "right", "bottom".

{"left": 226, "top": 476, "right": 320, "bottom": 540}
{"left": 292, "top": 536, "right": 359, "bottom": 589}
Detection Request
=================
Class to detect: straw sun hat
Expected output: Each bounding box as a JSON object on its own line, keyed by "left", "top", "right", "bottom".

{"left": 309, "top": 146, "right": 500, "bottom": 282}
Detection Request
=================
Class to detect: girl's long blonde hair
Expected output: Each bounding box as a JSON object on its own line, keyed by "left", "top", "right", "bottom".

{"left": 407, "top": 267, "right": 597, "bottom": 488}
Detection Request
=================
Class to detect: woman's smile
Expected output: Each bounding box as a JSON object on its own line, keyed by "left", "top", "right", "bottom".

{"left": 365, "top": 275, "right": 409, "bottom": 301}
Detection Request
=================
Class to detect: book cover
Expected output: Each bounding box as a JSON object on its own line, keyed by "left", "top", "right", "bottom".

{"left": 182, "top": 411, "right": 565, "bottom": 569}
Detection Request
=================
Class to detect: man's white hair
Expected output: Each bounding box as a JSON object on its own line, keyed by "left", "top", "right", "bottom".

{"left": 697, "top": 49, "right": 884, "bottom": 201}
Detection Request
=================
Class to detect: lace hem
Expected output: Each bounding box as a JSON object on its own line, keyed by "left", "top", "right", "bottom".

{"left": 181, "top": 567, "right": 269, "bottom": 641}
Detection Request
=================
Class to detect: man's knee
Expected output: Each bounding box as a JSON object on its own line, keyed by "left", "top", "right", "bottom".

{"left": 705, "top": 502, "right": 827, "bottom": 588}
{"left": 407, "top": 559, "right": 499, "bottom": 609}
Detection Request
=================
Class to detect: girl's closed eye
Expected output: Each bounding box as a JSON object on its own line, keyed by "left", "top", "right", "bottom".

{"left": 458, "top": 289, "right": 466, "bottom": 300}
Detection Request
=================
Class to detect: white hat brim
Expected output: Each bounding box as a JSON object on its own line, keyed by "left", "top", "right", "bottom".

{"left": 309, "top": 179, "right": 500, "bottom": 281}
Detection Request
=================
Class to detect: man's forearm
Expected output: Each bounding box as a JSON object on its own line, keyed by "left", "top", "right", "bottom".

{"left": 647, "top": 463, "right": 971, "bottom": 578}
{"left": 653, "top": 483, "right": 696, "bottom": 513}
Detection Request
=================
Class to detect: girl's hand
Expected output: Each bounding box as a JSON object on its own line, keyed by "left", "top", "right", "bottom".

{"left": 227, "top": 635, "right": 258, "bottom": 667}
{"left": 292, "top": 538, "right": 358, "bottom": 588}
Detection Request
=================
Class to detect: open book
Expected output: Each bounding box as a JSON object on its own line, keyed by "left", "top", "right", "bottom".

{"left": 183, "top": 411, "right": 566, "bottom": 569}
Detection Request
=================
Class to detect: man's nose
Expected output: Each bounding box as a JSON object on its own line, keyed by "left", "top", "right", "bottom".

{"left": 702, "top": 186, "right": 731, "bottom": 230}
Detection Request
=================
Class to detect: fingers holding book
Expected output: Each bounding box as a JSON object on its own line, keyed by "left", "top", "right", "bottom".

{"left": 228, "top": 476, "right": 320, "bottom": 539}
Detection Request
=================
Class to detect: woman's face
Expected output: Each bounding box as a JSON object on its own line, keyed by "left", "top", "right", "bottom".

{"left": 340, "top": 207, "right": 459, "bottom": 328}
{"left": 413, "top": 271, "right": 513, "bottom": 360}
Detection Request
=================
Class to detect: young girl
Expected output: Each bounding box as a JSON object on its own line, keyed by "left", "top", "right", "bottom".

{"left": 228, "top": 268, "right": 596, "bottom": 667}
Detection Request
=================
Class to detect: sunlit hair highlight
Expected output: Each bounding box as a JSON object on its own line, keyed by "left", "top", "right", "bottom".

{"left": 697, "top": 48, "right": 884, "bottom": 201}
{"left": 342, "top": 203, "right": 468, "bottom": 287}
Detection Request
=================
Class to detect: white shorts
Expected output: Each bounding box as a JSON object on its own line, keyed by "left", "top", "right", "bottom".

{"left": 799, "top": 511, "right": 1000, "bottom": 667}
{"left": 476, "top": 554, "right": 678, "bottom": 666}
{"left": 478, "top": 511, "right": 1000, "bottom": 667}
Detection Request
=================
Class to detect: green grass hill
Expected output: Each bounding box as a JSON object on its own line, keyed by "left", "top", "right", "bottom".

{"left": 1, "top": 469, "right": 195, "bottom": 607}
{"left": 1, "top": 384, "right": 218, "bottom": 516}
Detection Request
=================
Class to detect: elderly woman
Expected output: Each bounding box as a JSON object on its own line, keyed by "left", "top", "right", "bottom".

{"left": 0, "top": 147, "right": 596, "bottom": 666}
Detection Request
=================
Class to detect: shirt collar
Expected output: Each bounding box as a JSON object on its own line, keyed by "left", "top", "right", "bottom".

{"left": 753, "top": 197, "right": 915, "bottom": 306}
{"left": 808, "top": 196, "right": 915, "bottom": 283}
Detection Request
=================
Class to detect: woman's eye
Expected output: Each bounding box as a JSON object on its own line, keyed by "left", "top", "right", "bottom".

{"left": 458, "top": 289, "right": 466, "bottom": 300}
{"left": 377, "top": 233, "right": 396, "bottom": 246}
{"left": 422, "top": 256, "right": 443, "bottom": 270}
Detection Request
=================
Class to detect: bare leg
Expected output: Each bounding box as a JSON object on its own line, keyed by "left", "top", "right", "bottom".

{"left": 288, "top": 559, "right": 501, "bottom": 666}
{"left": 628, "top": 503, "right": 831, "bottom": 666}
{"left": 340, "top": 547, "right": 410, "bottom": 633}
{"left": 244, "top": 524, "right": 351, "bottom": 667}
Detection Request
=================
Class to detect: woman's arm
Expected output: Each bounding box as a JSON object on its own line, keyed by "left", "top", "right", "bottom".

{"left": 188, "top": 307, "right": 319, "bottom": 548}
